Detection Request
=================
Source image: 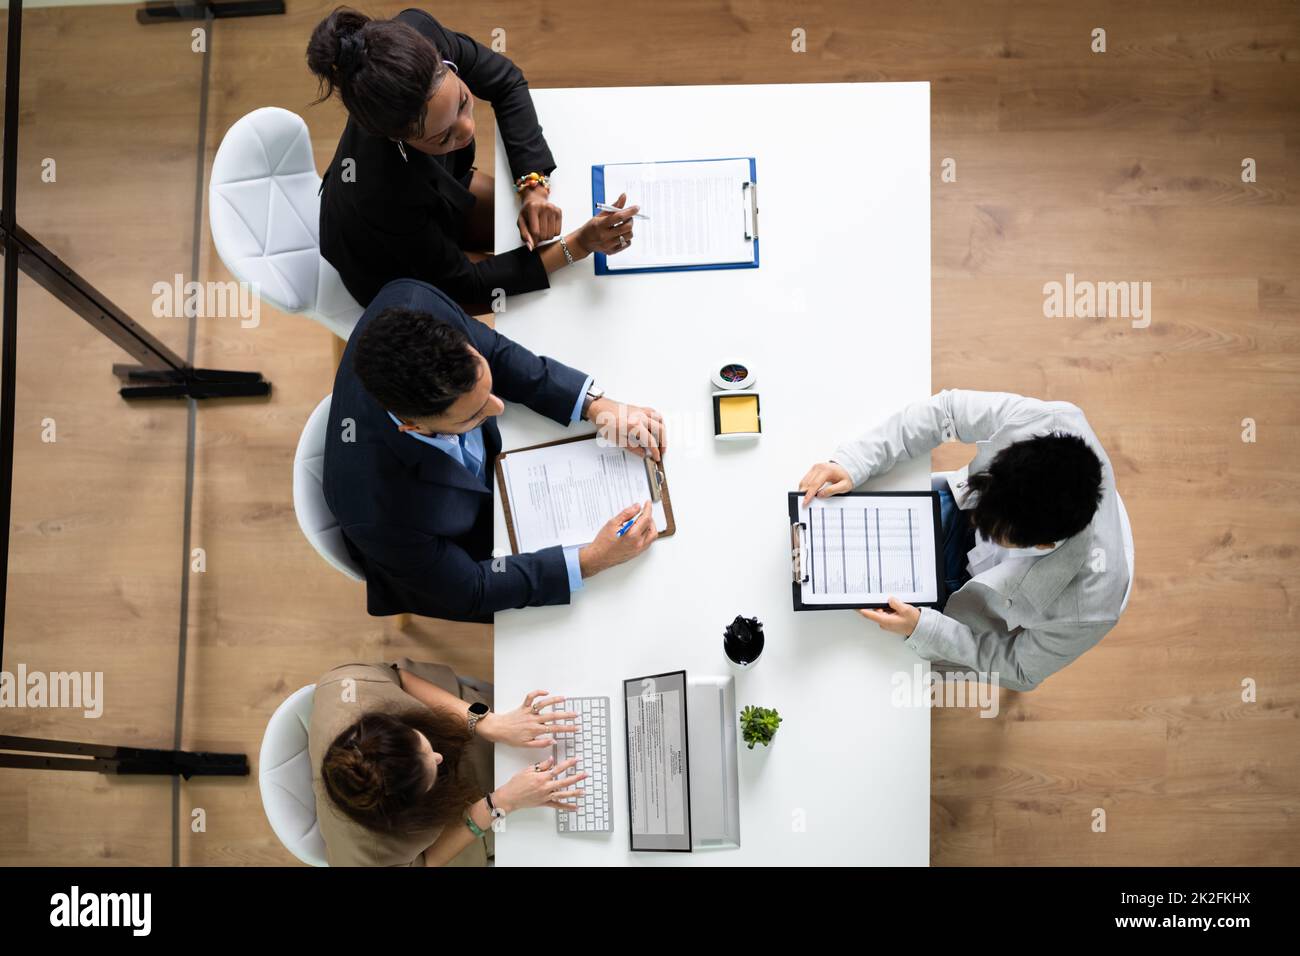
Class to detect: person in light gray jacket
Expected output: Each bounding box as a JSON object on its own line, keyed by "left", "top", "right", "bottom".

{"left": 797, "top": 390, "right": 1131, "bottom": 691}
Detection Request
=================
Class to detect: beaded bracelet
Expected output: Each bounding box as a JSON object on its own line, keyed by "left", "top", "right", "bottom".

{"left": 463, "top": 810, "right": 486, "bottom": 838}
{"left": 514, "top": 172, "right": 550, "bottom": 194}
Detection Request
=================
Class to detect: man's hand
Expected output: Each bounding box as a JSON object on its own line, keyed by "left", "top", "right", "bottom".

{"left": 518, "top": 188, "right": 563, "bottom": 250}
{"left": 797, "top": 461, "right": 854, "bottom": 507}
{"left": 578, "top": 501, "right": 658, "bottom": 577}
{"left": 858, "top": 597, "right": 920, "bottom": 637}
{"left": 587, "top": 397, "right": 665, "bottom": 462}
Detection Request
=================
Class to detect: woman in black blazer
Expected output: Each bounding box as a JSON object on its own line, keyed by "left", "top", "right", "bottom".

{"left": 308, "top": 7, "right": 638, "bottom": 310}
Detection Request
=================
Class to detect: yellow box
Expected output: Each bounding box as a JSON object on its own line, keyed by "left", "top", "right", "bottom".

{"left": 715, "top": 393, "right": 761, "bottom": 437}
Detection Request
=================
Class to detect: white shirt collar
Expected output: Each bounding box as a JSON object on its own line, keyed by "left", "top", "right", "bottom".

{"left": 1001, "top": 538, "right": 1061, "bottom": 558}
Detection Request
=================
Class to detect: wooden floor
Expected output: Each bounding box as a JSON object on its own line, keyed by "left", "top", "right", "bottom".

{"left": 1, "top": 0, "right": 1296, "bottom": 866}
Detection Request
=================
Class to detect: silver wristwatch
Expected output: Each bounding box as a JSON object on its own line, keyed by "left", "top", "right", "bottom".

{"left": 581, "top": 382, "right": 605, "bottom": 419}
{"left": 467, "top": 700, "right": 490, "bottom": 735}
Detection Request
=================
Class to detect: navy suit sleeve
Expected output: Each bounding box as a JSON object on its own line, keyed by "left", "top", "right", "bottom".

{"left": 419, "top": 227, "right": 550, "bottom": 307}
{"left": 350, "top": 522, "right": 570, "bottom": 618}
{"left": 462, "top": 318, "right": 587, "bottom": 424}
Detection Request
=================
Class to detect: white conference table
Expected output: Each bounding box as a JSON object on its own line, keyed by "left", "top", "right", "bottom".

{"left": 491, "top": 83, "right": 931, "bottom": 866}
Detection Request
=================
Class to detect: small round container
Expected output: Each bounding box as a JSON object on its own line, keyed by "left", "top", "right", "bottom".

{"left": 723, "top": 614, "right": 765, "bottom": 669}
{"left": 712, "top": 361, "right": 757, "bottom": 391}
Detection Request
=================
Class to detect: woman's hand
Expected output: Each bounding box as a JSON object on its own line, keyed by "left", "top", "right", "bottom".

{"left": 518, "top": 188, "right": 562, "bottom": 250}
{"left": 493, "top": 756, "right": 588, "bottom": 813}
{"left": 859, "top": 597, "right": 921, "bottom": 637}
{"left": 797, "top": 461, "right": 854, "bottom": 507}
{"left": 478, "top": 690, "right": 579, "bottom": 748}
{"left": 568, "top": 192, "right": 639, "bottom": 258}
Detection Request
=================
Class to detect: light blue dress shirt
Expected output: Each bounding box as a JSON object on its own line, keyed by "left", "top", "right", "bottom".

{"left": 387, "top": 374, "right": 593, "bottom": 593}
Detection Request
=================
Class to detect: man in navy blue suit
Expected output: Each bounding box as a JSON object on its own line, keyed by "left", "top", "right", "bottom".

{"left": 322, "top": 278, "right": 664, "bottom": 623}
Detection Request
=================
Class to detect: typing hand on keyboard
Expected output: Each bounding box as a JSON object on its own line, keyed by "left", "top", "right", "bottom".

{"left": 476, "top": 690, "right": 581, "bottom": 748}
{"left": 494, "top": 756, "right": 587, "bottom": 814}
{"left": 550, "top": 696, "right": 613, "bottom": 833}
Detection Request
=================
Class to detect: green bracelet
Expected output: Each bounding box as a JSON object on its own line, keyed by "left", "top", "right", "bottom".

{"left": 463, "top": 809, "right": 486, "bottom": 839}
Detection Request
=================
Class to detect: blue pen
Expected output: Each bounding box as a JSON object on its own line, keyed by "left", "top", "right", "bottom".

{"left": 616, "top": 515, "right": 638, "bottom": 537}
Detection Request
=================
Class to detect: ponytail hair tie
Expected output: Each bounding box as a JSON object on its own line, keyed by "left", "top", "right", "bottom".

{"left": 336, "top": 31, "right": 366, "bottom": 75}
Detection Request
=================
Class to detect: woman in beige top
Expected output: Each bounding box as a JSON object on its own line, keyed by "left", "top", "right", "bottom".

{"left": 308, "top": 658, "right": 586, "bottom": 867}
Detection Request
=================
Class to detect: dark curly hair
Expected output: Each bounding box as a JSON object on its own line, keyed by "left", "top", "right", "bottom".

{"left": 306, "top": 6, "right": 451, "bottom": 140}
{"left": 352, "top": 307, "right": 482, "bottom": 418}
{"left": 965, "top": 432, "right": 1103, "bottom": 547}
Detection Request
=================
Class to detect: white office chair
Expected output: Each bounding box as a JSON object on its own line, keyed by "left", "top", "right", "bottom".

{"left": 293, "top": 394, "right": 365, "bottom": 582}
{"left": 209, "top": 107, "right": 363, "bottom": 340}
{"left": 258, "top": 683, "right": 327, "bottom": 867}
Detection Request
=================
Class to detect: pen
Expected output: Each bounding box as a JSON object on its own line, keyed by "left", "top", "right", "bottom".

{"left": 595, "top": 202, "right": 650, "bottom": 220}
{"left": 616, "top": 515, "right": 639, "bottom": 537}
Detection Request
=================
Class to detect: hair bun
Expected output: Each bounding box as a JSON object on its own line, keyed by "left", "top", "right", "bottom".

{"left": 335, "top": 30, "right": 367, "bottom": 75}
{"left": 325, "top": 741, "right": 384, "bottom": 810}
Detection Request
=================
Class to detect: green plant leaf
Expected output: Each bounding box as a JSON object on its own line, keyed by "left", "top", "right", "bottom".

{"left": 739, "top": 705, "right": 782, "bottom": 748}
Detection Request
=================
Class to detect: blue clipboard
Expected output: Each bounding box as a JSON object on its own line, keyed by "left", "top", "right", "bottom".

{"left": 590, "top": 157, "right": 759, "bottom": 276}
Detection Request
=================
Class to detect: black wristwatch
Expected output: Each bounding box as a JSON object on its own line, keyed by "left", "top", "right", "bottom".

{"left": 467, "top": 700, "right": 490, "bottom": 736}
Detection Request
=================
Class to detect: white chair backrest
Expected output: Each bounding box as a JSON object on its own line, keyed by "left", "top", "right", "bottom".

{"left": 258, "top": 683, "right": 327, "bottom": 867}
{"left": 209, "top": 107, "right": 363, "bottom": 340}
{"left": 293, "top": 394, "right": 365, "bottom": 582}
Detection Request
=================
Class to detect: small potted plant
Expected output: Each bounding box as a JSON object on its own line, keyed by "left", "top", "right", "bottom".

{"left": 740, "top": 705, "right": 782, "bottom": 750}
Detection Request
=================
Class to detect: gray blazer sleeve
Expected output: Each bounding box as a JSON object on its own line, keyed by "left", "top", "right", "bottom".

{"left": 907, "top": 607, "right": 1115, "bottom": 692}
{"left": 830, "top": 389, "right": 1047, "bottom": 487}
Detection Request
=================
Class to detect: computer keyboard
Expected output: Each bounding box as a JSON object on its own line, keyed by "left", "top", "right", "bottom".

{"left": 550, "top": 696, "right": 612, "bottom": 833}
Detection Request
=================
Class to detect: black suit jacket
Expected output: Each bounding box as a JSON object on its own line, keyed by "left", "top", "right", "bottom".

{"left": 322, "top": 278, "right": 588, "bottom": 622}
{"left": 319, "top": 8, "right": 555, "bottom": 308}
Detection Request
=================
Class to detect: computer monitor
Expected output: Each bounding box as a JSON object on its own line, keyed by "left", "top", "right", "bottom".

{"left": 687, "top": 675, "right": 741, "bottom": 849}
